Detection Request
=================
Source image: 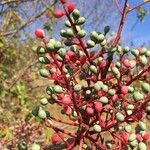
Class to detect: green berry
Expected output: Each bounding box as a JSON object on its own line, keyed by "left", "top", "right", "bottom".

{"left": 100, "top": 39, "right": 107, "bottom": 47}
{"left": 31, "top": 143, "right": 40, "bottom": 150}
{"left": 53, "top": 85, "right": 63, "bottom": 93}
{"left": 76, "top": 17, "right": 85, "bottom": 25}
{"left": 105, "top": 141, "right": 112, "bottom": 149}
{"left": 101, "top": 85, "right": 108, "bottom": 92}
{"left": 133, "top": 91, "right": 144, "bottom": 101}
{"left": 129, "top": 140, "right": 138, "bottom": 147}
{"left": 93, "top": 124, "right": 101, "bottom": 132}
{"left": 128, "top": 86, "right": 134, "bottom": 93}
{"left": 40, "top": 98, "right": 48, "bottom": 105}
{"left": 60, "top": 29, "right": 66, "bottom": 37}
{"left": 104, "top": 26, "right": 110, "bottom": 35}
{"left": 108, "top": 89, "right": 116, "bottom": 95}
{"left": 58, "top": 48, "right": 66, "bottom": 57}
{"left": 94, "top": 81, "right": 103, "bottom": 91}
{"left": 141, "top": 83, "right": 150, "bottom": 93}
{"left": 123, "top": 46, "right": 130, "bottom": 53}
{"left": 46, "top": 42, "right": 55, "bottom": 51}
{"left": 65, "top": 20, "right": 71, "bottom": 27}
{"left": 125, "top": 125, "right": 132, "bottom": 133}
{"left": 54, "top": 41, "right": 62, "bottom": 50}
{"left": 140, "top": 55, "right": 148, "bottom": 66}
{"left": 32, "top": 106, "right": 40, "bottom": 116}
{"left": 38, "top": 108, "right": 47, "bottom": 119}
{"left": 131, "top": 49, "right": 139, "bottom": 57}
{"left": 138, "top": 121, "right": 146, "bottom": 130}
{"left": 72, "top": 9, "right": 80, "bottom": 19}
{"left": 87, "top": 40, "right": 95, "bottom": 48}
{"left": 146, "top": 51, "right": 150, "bottom": 57}
{"left": 66, "top": 29, "right": 74, "bottom": 37}
{"left": 89, "top": 65, "right": 97, "bottom": 74}
{"left": 37, "top": 46, "right": 46, "bottom": 54}
{"left": 38, "top": 56, "right": 50, "bottom": 64}
{"left": 127, "top": 104, "right": 134, "bottom": 110}
{"left": 146, "top": 106, "right": 150, "bottom": 112}
{"left": 90, "top": 31, "right": 99, "bottom": 42}
{"left": 128, "top": 133, "right": 136, "bottom": 142}
{"left": 97, "top": 34, "right": 105, "bottom": 42}
{"left": 116, "top": 112, "right": 125, "bottom": 121}
{"left": 77, "top": 30, "right": 86, "bottom": 38}
{"left": 74, "top": 84, "right": 82, "bottom": 92}
{"left": 64, "top": 39, "right": 72, "bottom": 46}
{"left": 39, "top": 68, "right": 50, "bottom": 78}
{"left": 138, "top": 142, "right": 147, "bottom": 150}
{"left": 127, "top": 110, "right": 133, "bottom": 115}
{"left": 140, "top": 47, "right": 147, "bottom": 55}
{"left": 99, "top": 96, "right": 108, "bottom": 104}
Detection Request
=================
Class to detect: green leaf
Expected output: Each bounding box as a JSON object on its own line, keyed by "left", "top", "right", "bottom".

{"left": 0, "top": 39, "right": 4, "bottom": 48}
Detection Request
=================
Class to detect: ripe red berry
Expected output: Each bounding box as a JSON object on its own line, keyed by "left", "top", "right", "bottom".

{"left": 35, "top": 28, "right": 45, "bottom": 39}
{"left": 53, "top": 10, "right": 64, "bottom": 18}
{"left": 86, "top": 107, "right": 94, "bottom": 115}
{"left": 94, "top": 102, "right": 102, "bottom": 112}
{"left": 123, "top": 59, "right": 130, "bottom": 67}
{"left": 60, "top": 0, "right": 66, "bottom": 4}
{"left": 136, "top": 134, "right": 143, "bottom": 142}
{"left": 67, "top": 2, "right": 75, "bottom": 13}
{"left": 121, "top": 86, "right": 128, "bottom": 94}
{"left": 62, "top": 95, "right": 71, "bottom": 105}
{"left": 143, "top": 133, "right": 150, "bottom": 140}
{"left": 99, "top": 60, "right": 106, "bottom": 68}
{"left": 51, "top": 133, "right": 61, "bottom": 143}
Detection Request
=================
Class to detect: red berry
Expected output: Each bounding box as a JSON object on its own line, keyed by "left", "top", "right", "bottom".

{"left": 86, "top": 107, "right": 94, "bottom": 115}
{"left": 123, "top": 59, "right": 130, "bottom": 67}
{"left": 35, "top": 28, "right": 45, "bottom": 39}
{"left": 51, "top": 133, "right": 61, "bottom": 143}
{"left": 99, "top": 60, "right": 106, "bottom": 68}
{"left": 94, "top": 102, "right": 102, "bottom": 112}
{"left": 112, "top": 95, "right": 118, "bottom": 102}
{"left": 63, "top": 106, "right": 72, "bottom": 115}
{"left": 143, "top": 133, "right": 150, "bottom": 140}
{"left": 53, "top": 9, "right": 64, "bottom": 18}
{"left": 60, "top": 0, "right": 66, "bottom": 4}
{"left": 121, "top": 86, "right": 128, "bottom": 94}
{"left": 122, "top": 132, "right": 129, "bottom": 143}
{"left": 67, "top": 2, "right": 75, "bottom": 13}
{"left": 62, "top": 95, "right": 71, "bottom": 105}
{"left": 136, "top": 134, "right": 143, "bottom": 142}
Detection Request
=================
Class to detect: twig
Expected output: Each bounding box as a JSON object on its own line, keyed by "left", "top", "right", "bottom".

{"left": 113, "top": 0, "right": 123, "bottom": 14}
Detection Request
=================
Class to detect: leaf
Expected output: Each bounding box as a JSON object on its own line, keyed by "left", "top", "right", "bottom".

{"left": 0, "top": 39, "right": 4, "bottom": 48}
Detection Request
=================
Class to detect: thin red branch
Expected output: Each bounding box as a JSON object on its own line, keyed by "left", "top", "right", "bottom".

{"left": 113, "top": 0, "right": 123, "bottom": 14}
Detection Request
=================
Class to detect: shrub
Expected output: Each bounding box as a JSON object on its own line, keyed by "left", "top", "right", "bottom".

{"left": 34, "top": 0, "right": 150, "bottom": 149}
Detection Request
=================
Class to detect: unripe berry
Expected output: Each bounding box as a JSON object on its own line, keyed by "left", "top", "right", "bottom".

{"left": 51, "top": 133, "right": 61, "bottom": 144}
{"left": 94, "top": 81, "right": 103, "bottom": 91}
{"left": 53, "top": 10, "right": 64, "bottom": 18}
{"left": 146, "top": 51, "right": 150, "bottom": 57}
{"left": 141, "top": 83, "right": 150, "bottom": 93}
{"left": 140, "top": 47, "right": 147, "bottom": 55}
{"left": 138, "top": 121, "right": 146, "bottom": 131}
{"left": 32, "top": 106, "right": 40, "bottom": 116}
{"left": 72, "top": 9, "right": 80, "bottom": 20}
{"left": 90, "top": 31, "right": 99, "bottom": 42}
{"left": 58, "top": 48, "right": 66, "bottom": 57}
{"left": 89, "top": 65, "right": 97, "bottom": 74}
{"left": 123, "top": 46, "right": 130, "bottom": 53}
{"left": 101, "top": 85, "right": 108, "bottom": 92}
{"left": 65, "top": 20, "right": 71, "bottom": 27}
{"left": 54, "top": 41, "right": 62, "bottom": 50}
{"left": 140, "top": 55, "right": 148, "bottom": 66}
{"left": 53, "top": 85, "right": 63, "bottom": 93}
{"left": 31, "top": 143, "right": 40, "bottom": 150}
{"left": 105, "top": 141, "right": 112, "bottom": 149}
{"left": 60, "top": 29, "right": 66, "bottom": 37}
{"left": 138, "top": 142, "right": 147, "bottom": 150}
{"left": 66, "top": 28, "right": 74, "bottom": 37}
{"left": 116, "top": 112, "right": 125, "bottom": 121}
{"left": 74, "top": 84, "right": 82, "bottom": 92}
{"left": 108, "top": 89, "right": 116, "bottom": 95}
{"left": 67, "top": 2, "right": 75, "bottom": 13}
{"left": 127, "top": 104, "right": 134, "bottom": 110}
{"left": 128, "top": 133, "right": 136, "bottom": 142}
{"left": 131, "top": 49, "right": 139, "bottom": 57}
{"left": 133, "top": 91, "right": 144, "bottom": 101}
{"left": 100, "top": 39, "right": 107, "bottom": 47}
{"left": 125, "top": 125, "right": 132, "bottom": 133}
{"left": 35, "top": 28, "right": 45, "bottom": 39}
{"left": 94, "top": 102, "right": 102, "bottom": 112}
{"left": 129, "top": 140, "right": 138, "bottom": 147}
{"left": 128, "top": 86, "right": 134, "bottom": 93}
{"left": 38, "top": 108, "right": 47, "bottom": 119}
{"left": 104, "top": 26, "right": 110, "bottom": 35}
{"left": 87, "top": 40, "right": 95, "bottom": 48}
{"left": 93, "top": 124, "right": 101, "bottom": 132}
{"left": 99, "top": 96, "right": 108, "bottom": 104}
{"left": 40, "top": 98, "right": 48, "bottom": 105}
{"left": 38, "top": 56, "right": 50, "bottom": 64}
{"left": 77, "top": 30, "right": 86, "bottom": 38}
{"left": 130, "top": 60, "right": 136, "bottom": 68}
{"left": 112, "top": 67, "right": 120, "bottom": 75}
{"left": 121, "top": 85, "right": 128, "bottom": 94}
{"left": 39, "top": 68, "right": 50, "bottom": 78}
{"left": 76, "top": 17, "right": 85, "bottom": 25}
{"left": 97, "top": 34, "right": 105, "bottom": 42}
{"left": 36, "top": 46, "right": 46, "bottom": 54}
{"left": 127, "top": 110, "right": 133, "bottom": 115}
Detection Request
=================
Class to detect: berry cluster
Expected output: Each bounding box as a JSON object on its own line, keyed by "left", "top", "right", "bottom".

{"left": 34, "top": 0, "right": 150, "bottom": 149}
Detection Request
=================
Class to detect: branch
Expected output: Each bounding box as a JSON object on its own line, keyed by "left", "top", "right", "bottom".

{"left": 128, "top": 0, "right": 150, "bottom": 13}
{"left": 113, "top": 0, "right": 123, "bottom": 14}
